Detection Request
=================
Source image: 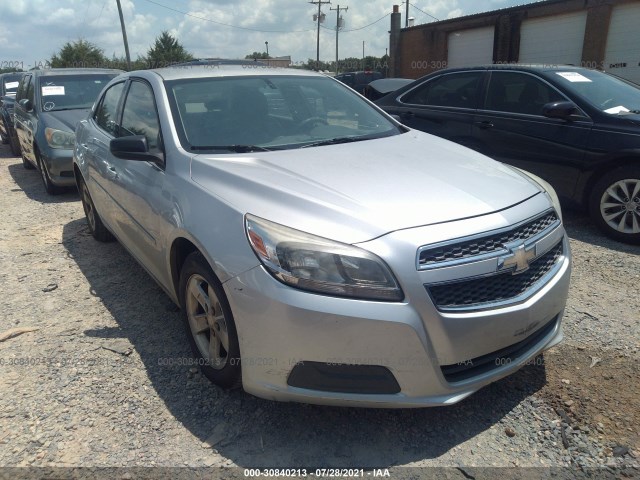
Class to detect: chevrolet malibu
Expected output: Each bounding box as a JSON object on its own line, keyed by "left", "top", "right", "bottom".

{"left": 74, "top": 67, "right": 571, "bottom": 407}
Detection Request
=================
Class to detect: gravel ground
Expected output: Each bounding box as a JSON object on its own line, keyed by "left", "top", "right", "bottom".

{"left": 0, "top": 143, "right": 638, "bottom": 479}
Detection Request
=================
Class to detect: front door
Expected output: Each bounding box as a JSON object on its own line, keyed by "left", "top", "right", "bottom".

{"left": 472, "top": 71, "right": 592, "bottom": 199}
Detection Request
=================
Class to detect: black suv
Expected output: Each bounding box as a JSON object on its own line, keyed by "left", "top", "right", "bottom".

{"left": 13, "top": 68, "right": 122, "bottom": 194}
{"left": 0, "top": 72, "right": 23, "bottom": 155}
{"left": 376, "top": 65, "right": 640, "bottom": 244}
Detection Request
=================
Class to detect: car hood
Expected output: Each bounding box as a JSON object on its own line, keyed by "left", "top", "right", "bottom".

{"left": 191, "top": 131, "right": 543, "bottom": 243}
{"left": 42, "top": 109, "right": 90, "bottom": 133}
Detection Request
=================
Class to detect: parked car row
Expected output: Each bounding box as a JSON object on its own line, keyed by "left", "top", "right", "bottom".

{"left": 375, "top": 65, "right": 640, "bottom": 244}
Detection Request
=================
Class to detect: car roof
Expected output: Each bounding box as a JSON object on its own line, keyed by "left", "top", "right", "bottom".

{"left": 31, "top": 68, "right": 124, "bottom": 76}
{"left": 437, "top": 64, "right": 589, "bottom": 74}
{"left": 148, "top": 65, "right": 326, "bottom": 81}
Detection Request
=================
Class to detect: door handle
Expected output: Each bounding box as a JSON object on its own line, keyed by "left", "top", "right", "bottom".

{"left": 475, "top": 121, "right": 494, "bottom": 129}
{"left": 403, "top": 111, "right": 415, "bottom": 118}
{"left": 105, "top": 164, "right": 118, "bottom": 178}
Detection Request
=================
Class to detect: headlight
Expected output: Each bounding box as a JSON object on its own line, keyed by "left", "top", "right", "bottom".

{"left": 245, "top": 214, "right": 404, "bottom": 302}
{"left": 45, "top": 127, "right": 75, "bottom": 149}
{"left": 511, "top": 167, "right": 563, "bottom": 221}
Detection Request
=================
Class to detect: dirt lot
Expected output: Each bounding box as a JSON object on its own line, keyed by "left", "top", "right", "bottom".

{"left": 0, "top": 143, "right": 638, "bottom": 479}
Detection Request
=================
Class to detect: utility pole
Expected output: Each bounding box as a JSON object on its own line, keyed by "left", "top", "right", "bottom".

{"left": 115, "top": 0, "right": 131, "bottom": 71}
{"left": 310, "top": 0, "right": 331, "bottom": 70}
{"left": 330, "top": 5, "right": 347, "bottom": 73}
{"left": 405, "top": 0, "right": 409, "bottom": 27}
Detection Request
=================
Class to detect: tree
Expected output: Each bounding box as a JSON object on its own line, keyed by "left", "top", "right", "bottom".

{"left": 245, "top": 51, "right": 269, "bottom": 60}
{"left": 50, "top": 39, "right": 108, "bottom": 68}
{"left": 144, "top": 31, "right": 194, "bottom": 68}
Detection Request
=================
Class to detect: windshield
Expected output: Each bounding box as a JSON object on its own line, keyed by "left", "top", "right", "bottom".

{"left": 38, "top": 74, "right": 117, "bottom": 112}
{"left": 165, "top": 75, "right": 401, "bottom": 152}
{"left": 3, "top": 74, "right": 22, "bottom": 95}
{"left": 548, "top": 69, "right": 640, "bottom": 114}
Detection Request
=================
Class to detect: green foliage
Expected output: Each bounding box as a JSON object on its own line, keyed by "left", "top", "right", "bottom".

{"left": 50, "top": 39, "right": 108, "bottom": 68}
{"left": 295, "top": 55, "right": 390, "bottom": 74}
{"left": 245, "top": 52, "right": 270, "bottom": 59}
{"left": 143, "top": 31, "right": 194, "bottom": 68}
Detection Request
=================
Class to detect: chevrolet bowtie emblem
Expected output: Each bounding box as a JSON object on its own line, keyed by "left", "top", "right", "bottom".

{"left": 499, "top": 242, "right": 536, "bottom": 274}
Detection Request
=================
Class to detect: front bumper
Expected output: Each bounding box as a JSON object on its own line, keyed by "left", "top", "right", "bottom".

{"left": 40, "top": 147, "right": 75, "bottom": 187}
{"left": 224, "top": 196, "right": 571, "bottom": 407}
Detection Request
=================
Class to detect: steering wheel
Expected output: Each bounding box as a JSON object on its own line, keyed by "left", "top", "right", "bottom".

{"left": 299, "top": 116, "right": 328, "bottom": 129}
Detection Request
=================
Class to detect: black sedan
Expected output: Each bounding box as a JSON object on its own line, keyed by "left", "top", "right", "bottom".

{"left": 376, "top": 65, "right": 640, "bottom": 244}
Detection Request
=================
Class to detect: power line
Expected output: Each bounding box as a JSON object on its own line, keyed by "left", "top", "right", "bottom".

{"left": 140, "top": 0, "right": 315, "bottom": 33}
{"left": 320, "top": 12, "right": 390, "bottom": 32}
{"left": 409, "top": 3, "right": 440, "bottom": 22}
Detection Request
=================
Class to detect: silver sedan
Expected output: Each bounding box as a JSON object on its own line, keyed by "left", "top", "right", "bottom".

{"left": 73, "top": 66, "right": 571, "bottom": 407}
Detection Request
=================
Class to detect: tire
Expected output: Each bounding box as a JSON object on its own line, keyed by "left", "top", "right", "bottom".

{"left": 78, "top": 175, "right": 114, "bottom": 242}
{"left": 178, "top": 252, "right": 242, "bottom": 390}
{"left": 35, "top": 146, "right": 62, "bottom": 195}
{"left": 9, "top": 132, "right": 21, "bottom": 158}
{"left": 588, "top": 165, "right": 640, "bottom": 244}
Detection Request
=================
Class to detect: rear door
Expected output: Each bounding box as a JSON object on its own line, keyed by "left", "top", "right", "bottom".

{"left": 390, "top": 70, "right": 484, "bottom": 148}
{"left": 472, "top": 70, "right": 592, "bottom": 199}
{"left": 82, "top": 80, "right": 127, "bottom": 224}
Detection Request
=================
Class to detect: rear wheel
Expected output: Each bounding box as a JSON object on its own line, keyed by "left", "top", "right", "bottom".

{"left": 35, "top": 146, "right": 61, "bottom": 195}
{"left": 589, "top": 166, "right": 640, "bottom": 244}
{"left": 78, "top": 175, "right": 114, "bottom": 242}
{"left": 179, "top": 252, "right": 242, "bottom": 390}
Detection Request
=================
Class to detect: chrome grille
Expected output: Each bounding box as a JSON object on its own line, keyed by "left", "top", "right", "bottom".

{"left": 419, "top": 212, "right": 558, "bottom": 267}
{"left": 427, "top": 242, "right": 563, "bottom": 310}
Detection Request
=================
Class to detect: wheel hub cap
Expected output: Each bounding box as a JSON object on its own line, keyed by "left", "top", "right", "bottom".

{"left": 600, "top": 178, "right": 640, "bottom": 234}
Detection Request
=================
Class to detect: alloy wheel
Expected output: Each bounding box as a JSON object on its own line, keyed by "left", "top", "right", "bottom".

{"left": 185, "top": 274, "right": 230, "bottom": 370}
{"left": 600, "top": 178, "right": 640, "bottom": 234}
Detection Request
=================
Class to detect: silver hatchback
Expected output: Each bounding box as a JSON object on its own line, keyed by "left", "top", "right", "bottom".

{"left": 73, "top": 66, "right": 571, "bottom": 407}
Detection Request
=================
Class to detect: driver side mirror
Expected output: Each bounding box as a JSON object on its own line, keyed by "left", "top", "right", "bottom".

{"left": 110, "top": 135, "right": 163, "bottom": 163}
{"left": 19, "top": 98, "right": 32, "bottom": 112}
{"left": 542, "top": 101, "right": 581, "bottom": 120}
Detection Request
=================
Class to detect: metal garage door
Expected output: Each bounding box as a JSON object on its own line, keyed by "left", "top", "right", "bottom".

{"left": 604, "top": 3, "right": 640, "bottom": 84}
{"left": 519, "top": 11, "right": 587, "bottom": 66}
{"left": 447, "top": 26, "right": 494, "bottom": 68}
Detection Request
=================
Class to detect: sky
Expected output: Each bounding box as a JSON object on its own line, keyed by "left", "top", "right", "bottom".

{"left": 1, "top": 0, "right": 538, "bottom": 69}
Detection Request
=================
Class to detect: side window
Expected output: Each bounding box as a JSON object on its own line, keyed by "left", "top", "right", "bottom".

{"left": 401, "top": 72, "right": 483, "bottom": 109}
{"left": 485, "top": 72, "right": 566, "bottom": 116}
{"left": 16, "top": 75, "right": 31, "bottom": 101}
{"left": 95, "top": 82, "right": 125, "bottom": 136}
{"left": 120, "top": 81, "right": 161, "bottom": 154}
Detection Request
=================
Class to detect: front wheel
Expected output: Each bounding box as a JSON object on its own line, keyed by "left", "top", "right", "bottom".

{"left": 179, "top": 252, "right": 242, "bottom": 389}
{"left": 588, "top": 166, "right": 640, "bottom": 244}
{"left": 35, "top": 146, "right": 61, "bottom": 195}
{"left": 10, "top": 132, "right": 22, "bottom": 158}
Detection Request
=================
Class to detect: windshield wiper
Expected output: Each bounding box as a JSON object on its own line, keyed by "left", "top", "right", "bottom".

{"left": 300, "top": 136, "right": 365, "bottom": 148}
{"left": 190, "top": 145, "right": 273, "bottom": 152}
{"left": 48, "top": 107, "right": 86, "bottom": 112}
